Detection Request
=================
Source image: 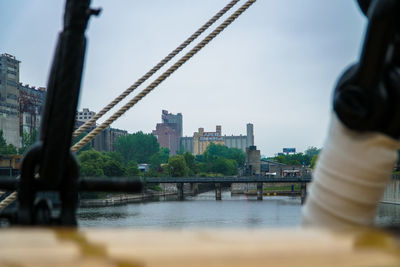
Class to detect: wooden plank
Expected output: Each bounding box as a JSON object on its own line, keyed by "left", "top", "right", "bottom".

{"left": 0, "top": 228, "right": 399, "bottom": 266}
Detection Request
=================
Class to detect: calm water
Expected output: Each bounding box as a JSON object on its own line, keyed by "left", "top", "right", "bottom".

{"left": 77, "top": 190, "right": 400, "bottom": 228}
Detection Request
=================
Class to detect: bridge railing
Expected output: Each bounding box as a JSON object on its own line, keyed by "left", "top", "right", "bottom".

{"left": 143, "top": 176, "right": 312, "bottom": 184}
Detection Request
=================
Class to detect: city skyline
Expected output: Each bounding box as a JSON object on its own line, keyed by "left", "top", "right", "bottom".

{"left": 0, "top": 0, "right": 367, "bottom": 155}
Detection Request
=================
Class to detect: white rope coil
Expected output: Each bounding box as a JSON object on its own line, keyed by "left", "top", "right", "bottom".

{"left": 302, "top": 114, "right": 400, "bottom": 229}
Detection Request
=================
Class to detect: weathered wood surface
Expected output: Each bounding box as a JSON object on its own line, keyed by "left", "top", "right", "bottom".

{"left": 0, "top": 228, "right": 399, "bottom": 266}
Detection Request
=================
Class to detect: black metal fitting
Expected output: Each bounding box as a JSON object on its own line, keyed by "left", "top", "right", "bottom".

{"left": 334, "top": 0, "right": 400, "bottom": 138}
{"left": 0, "top": 0, "right": 105, "bottom": 226}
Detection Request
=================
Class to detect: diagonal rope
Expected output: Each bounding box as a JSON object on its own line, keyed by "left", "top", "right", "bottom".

{"left": 72, "top": 0, "right": 256, "bottom": 152}
{"left": 0, "top": 192, "right": 17, "bottom": 212}
{"left": 0, "top": 0, "right": 249, "bottom": 210}
{"left": 73, "top": 0, "right": 241, "bottom": 138}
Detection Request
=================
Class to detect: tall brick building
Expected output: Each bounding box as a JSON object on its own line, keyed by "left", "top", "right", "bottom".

{"left": 152, "top": 110, "right": 182, "bottom": 155}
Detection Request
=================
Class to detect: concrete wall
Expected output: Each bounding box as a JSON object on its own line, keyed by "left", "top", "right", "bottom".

{"left": 0, "top": 116, "right": 19, "bottom": 147}
{"left": 90, "top": 126, "right": 128, "bottom": 152}
{"left": 246, "top": 146, "right": 261, "bottom": 175}
{"left": 223, "top": 135, "right": 247, "bottom": 151}
{"left": 181, "top": 136, "right": 193, "bottom": 153}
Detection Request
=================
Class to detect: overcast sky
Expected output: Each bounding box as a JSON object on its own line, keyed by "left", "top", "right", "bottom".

{"left": 0, "top": 0, "right": 367, "bottom": 156}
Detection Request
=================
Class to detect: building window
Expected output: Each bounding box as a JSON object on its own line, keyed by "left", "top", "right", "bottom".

{"left": 7, "top": 80, "right": 17, "bottom": 87}
{"left": 7, "top": 94, "right": 17, "bottom": 100}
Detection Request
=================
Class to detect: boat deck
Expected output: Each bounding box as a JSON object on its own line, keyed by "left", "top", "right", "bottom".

{"left": 1, "top": 227, "right": 399, "bottom": 266}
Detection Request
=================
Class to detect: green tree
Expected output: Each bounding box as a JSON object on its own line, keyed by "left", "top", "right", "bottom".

{"left": 114, "top": 132, "right": 159, "bottom": 163}
{"left": 80, "top": 161, "right": 104, "bottom": 177}
{"left": 149, "top": 147, "right": 170, "bottom": 170}
{"left": 103, "top": 151, "right": 125, "bottom": 164}
{"left": 19, "top": 129, "right": 38, "bottom": 155}
{"left": 103, "top": 160, "right": 125, "bottom": 177}
{"left": 227, "top": 148, "right": 245, "bottom": 167}
{"left": 168, "top": 155, "right": 189, "bottom": 177}
{"left": 126, "top": 160, "right": 140, "bottom": 176}
{"left": 310, "top": 154, "right": 318, "bottom": 169}
{"left": 159, "top": 147, "right": 170, "bottom": 163}
{"left": 203, "top": 143, "right": 245, "bottom": 166}
{"left": 183, "top": 152, "right": 196, "bottom": 175}
{"left": 0, "top": 130, "right": 17, "bottom": 155}
{"left": 78, "top": 149, "right": 105, "bottom": 177}
{"left": 211, "top": 158, "right": 238, "bottom": 175}
{"left": 305, "top": 146, "right": 321, "bottom": 158}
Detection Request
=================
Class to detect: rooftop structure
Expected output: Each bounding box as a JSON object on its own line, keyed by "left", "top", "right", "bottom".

{"left": 76, "top": 108, "right": 96, "bottom": 123}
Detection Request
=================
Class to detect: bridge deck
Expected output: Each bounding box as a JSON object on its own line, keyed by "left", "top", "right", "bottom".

{"left": 145, "top": 176, "right": 312, "bottom": 184}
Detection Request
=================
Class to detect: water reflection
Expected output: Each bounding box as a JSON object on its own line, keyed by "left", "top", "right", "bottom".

{"left": 375, "top": 203, "right": 400, "bottom": 226}
{"left": 77, "top": 189, "right": 400, "bottom": 228}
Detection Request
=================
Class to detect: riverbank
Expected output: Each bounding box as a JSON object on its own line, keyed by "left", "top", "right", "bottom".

{"left": 79, "top": 191, "right": 177, "bottom": 207}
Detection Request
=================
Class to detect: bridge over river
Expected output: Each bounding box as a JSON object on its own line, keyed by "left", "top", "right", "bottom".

{"left": 144, "top": 176, "right": 312, "bottom": 202}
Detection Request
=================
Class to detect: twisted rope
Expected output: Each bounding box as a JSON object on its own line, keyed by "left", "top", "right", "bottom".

{"left": 0, "top": 192, "right": 17, "bottom": 212}
{"left": 72, "top": 0, "right": 256, "bottom": 152}
{"left": 73, "top": 0, "right": 240, "bottom": 138}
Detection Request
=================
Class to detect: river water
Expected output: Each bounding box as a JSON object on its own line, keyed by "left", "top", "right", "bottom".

{"left": 77, "top": 190, "right": 400, "bottom": 228}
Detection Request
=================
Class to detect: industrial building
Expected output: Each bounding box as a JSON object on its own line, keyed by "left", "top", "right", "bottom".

{"left": 182, "top": 123, "right": 255, "bottom": 154}
{"left": 76, "top": 108, "right": 96, "bottom": 123}
{"left": 193, "top": 126, "right": 225, "bottom": 155}
{"left": 19, "top": 84, "right": 46, "bottom": 135}
{"left": 152, "top": 110, "right": 182, "bottom": 155}
{"left": 0, "top": 53, "right": 21, "bottom": 147}
{"left": 74, "top": 120, "right": 128, "bottom": 152}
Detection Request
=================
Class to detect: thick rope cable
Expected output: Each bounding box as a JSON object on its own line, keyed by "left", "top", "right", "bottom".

{"left": 0, "top": 192, "right": 17, "bottom": 212}
{"left": 0, "top": 0, "right": 247, "bottom": 210}
{"left": 72, "top": 0, "right": 256, "bottom": 152}
{"left": 73, "top": 0, "right": 241, "bottom": 138}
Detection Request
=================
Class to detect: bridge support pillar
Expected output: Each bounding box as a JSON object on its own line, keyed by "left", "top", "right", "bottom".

{"left": 215, "top": 183, "right": 221, "bottom": 200}
{"left": 301, "top": 183, "right": 307, "bottom": 205}
{"left": 177, "top": 183, "right": 184, "bottom": 201}
{"left": 257, "top": 182, "right": 263, "bottom": 201}
{"left": 190, "top": 183, "right": 199, "bottom": 196}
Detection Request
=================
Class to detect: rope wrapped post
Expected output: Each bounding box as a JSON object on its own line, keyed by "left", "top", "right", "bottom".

{"left": 72, "top": 0, "right": 257, "bottom": 152}
{"left": 73, "top": 0, "right": 241, "bottom": 138}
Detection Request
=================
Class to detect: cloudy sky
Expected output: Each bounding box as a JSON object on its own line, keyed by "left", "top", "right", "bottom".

{"left": 0, "top": 0, "right": 367, "bottom": 156}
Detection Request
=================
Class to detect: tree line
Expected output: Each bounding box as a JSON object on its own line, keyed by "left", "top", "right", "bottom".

{"left": 0, "top": 130, "right": 38, "bottom": 155}
{"left": 78, "top": 132, "right": 246, "bottom": 178}
{"left": 265, "top": 146, "right": 321, "bottom": 168}
{"left": 2, "top": 128, "right": 322, "bottom": 174}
